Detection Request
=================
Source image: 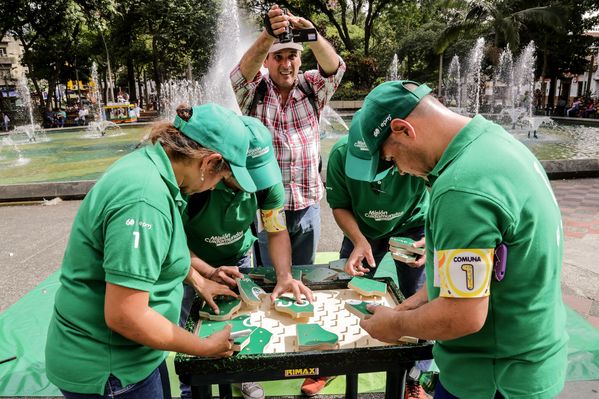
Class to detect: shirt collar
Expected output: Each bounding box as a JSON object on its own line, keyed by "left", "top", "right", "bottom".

{"left": 144, "top": 142, "right": 187, "bottom": 212}
{"left": 427, "top": 114, "right": 487, "bottom": 186}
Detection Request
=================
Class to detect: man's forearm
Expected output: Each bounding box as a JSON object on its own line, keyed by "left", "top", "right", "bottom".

{"left": 388, "top": 296, "right": 489, "bottom": 341}
{"left": 308, "top": 34, "right": 340, "bottom": 75}
{"left": 267, "top": 230, "right": 293, "bottom": 279}
{"left": 189, "top": 251, "right": 215, "bottom": 279}
{"left": 239, "top": 31, "right": 275, "bottom": 82}
{"left": 333, "top": 208, "right": 368, "bottom": 247}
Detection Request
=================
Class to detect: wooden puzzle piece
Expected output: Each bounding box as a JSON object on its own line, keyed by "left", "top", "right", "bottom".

{"left": 398, "top": 336, "right": 420, "bottom": 344}
{"left": 247, "top": 268, "right": 266, "bottom": 280}
{"left": 199, "top": 296, "right": 242, "bottom": 321}
{"left": 344, "top": 299, "right": 382, "bottom": 320}
{"left": 236, "top": 276, "right": 267, "bottom": 307}
{"left": 197, "top": 315, "right": 256, "bottom": 351}
{"left": 390, "top": 248, "right": 418, "bottom": 263}
{"left": 328, "top": 258, "right": 348, "bottom": 272}
{"left": 297, "top": 323, "right": 339, "bottom": 351}
{"left": 274, "top": 296, "right": 314, "bottom": 318}
{"left": 389, "top": 236, "right": 425, "bottom": 255}
{"left": 348, "top": 276, "right": 387, "bottom": 297}
{"left": 239, "top": 327, "right": 273, "bottom": 355}
{"left": 303, "top": 267, "right": 338, "bottom": 284}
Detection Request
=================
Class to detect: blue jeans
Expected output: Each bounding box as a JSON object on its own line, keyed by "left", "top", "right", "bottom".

{"left": 60, "top": 361, "right": 170, "bottom": 399}
{"left": 257, "top": 204, "right": 320, "bottom": 266}
{"left": 339, "top": 227, "right": 426, "bottom": 298}
{"left": 434, "top": 380, "right": 504, "bottom": 398}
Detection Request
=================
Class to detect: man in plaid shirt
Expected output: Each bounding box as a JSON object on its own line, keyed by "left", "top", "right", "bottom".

{"left": 230, "top": 4, "right": 345, "bottom": 268}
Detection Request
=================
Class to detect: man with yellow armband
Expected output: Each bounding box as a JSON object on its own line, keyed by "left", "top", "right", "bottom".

{"left": 178, "top": 116, "right": 313, "bottom": 399}
{"left": 351, "top": 81, "right": 567, "bottom": 399}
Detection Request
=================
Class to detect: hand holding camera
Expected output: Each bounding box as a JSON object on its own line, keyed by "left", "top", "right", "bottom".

{"left": 264, "top": 5, "right": 318, "bottom": 43}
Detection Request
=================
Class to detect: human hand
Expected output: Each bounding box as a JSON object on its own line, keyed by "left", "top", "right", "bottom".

{"left": 394, "top": 236, "right": 426, "bottom": 268}
{"left": 270, "top": 276, "right": 314, "bottom": 304}
{"left": 360, "top": 304, "right": 402, "bottom": 343}
{"left": 196, "top": 278, "right": 238, "bottom": 314}
{"left": 209, "top": 266, "right": 243, "bottom": 288}
{"left": 265, "top": 4, "right": 290, "bottom": 38}
{"left": 345, "top": 242, "right": 375, "bottom": 276}
{"left": 199, "top": 324, "right": 235, "bottom": 358}
{"left": 287, "top": 13, "right": 315, "bottom": 30}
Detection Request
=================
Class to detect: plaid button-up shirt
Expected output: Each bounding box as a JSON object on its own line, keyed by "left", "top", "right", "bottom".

{"left": 230, "top": 58, "right": 346, "bottom": 211}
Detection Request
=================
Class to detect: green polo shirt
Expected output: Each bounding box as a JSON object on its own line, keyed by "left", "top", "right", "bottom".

{"left": 184, "top": 182, "right": 285, "bottom": 266}
{"left": 425, "top": 115, "right": 567, "bottom": 398}
{"left": 326, "top": 135, "right": 429, "bottom": 239}
{"left": 46, "top": 143, "right": 191, "bottom": 394}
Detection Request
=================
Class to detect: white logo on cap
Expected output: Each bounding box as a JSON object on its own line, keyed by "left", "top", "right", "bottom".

{"left": 248, "top": 146, "right": 269, "bottom": 158}
{"left": 354, "top": 140, "right": 369, "bottom": 152}
{"left": 373, "top": 114, "right": 392, "bottom": 137}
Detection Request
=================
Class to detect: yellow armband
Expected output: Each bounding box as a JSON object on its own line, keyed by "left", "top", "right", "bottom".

{"left": 434, "top": 248, "right": 493, "bottom": 298}
{"left": 260, "top": 207, "right": 287, "bottom": 233}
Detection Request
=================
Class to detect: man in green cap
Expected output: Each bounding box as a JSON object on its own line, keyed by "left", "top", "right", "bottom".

{"left": 351, "top": 81, "right": 567, "bottom": 398}
{"left": 179, "top": 116, "right": 313, "bottom": 399}
{"left": 320, "top": 131, "right": 430, "bottom": 399}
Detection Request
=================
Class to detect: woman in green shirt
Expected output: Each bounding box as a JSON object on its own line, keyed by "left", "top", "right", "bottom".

{"left": 45, "top": 104, "right": 256, "bottom": 399}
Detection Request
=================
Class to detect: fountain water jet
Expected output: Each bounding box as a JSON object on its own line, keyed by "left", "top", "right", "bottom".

{"left": 387, "top": 54, "right": 399, "bottom": 81}
{"left": 86, "top": 62, "right": 121, "bottom": 136}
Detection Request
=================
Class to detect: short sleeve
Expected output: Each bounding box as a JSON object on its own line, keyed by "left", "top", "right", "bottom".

{"left": 230, "top": 63, "right": 264, "bottom": 115}
{"left": 103, "top": 202, "right": 173, "bottom": 292}
{"left": 325, "top": 146, "right": 351, "bottom": 210}
{"left": 430, "top": 190, "right": 511, "bottom": 298}
{"left": 258, "top": 182, "right": 286, "bottom": 210}
{"left": 303, "top": 56, "right": 346, "bottom": 109}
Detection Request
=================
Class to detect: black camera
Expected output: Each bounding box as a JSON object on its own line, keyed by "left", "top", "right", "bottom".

{"left": 269, "top": 8, "right": 318, "bottom": 44}
{"left": 278, "top": 8, "right": 294, "bottom": 43}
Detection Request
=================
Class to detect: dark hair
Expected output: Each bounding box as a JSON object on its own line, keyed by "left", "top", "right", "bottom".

{"left": 147, "top": 104, "right": 229, "bottom": 174}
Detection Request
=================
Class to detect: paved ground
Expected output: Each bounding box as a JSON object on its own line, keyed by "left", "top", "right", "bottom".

{"left": 1, "top": 178, "right": 599, "bottom": 398}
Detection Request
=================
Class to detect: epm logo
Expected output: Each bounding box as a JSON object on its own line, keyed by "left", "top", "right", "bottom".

{"left": 283, "top": 367, "right": 319, "bottom": 377}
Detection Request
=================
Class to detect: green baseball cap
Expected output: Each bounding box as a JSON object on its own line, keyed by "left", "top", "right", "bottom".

{"left": 173, "top": 103, "right": 257, "bottom": 193}
{"left": 345, "top": 80, "right": 432, "bottom": 181}
{"left": 240, "top": 116, "right": 282, "bottom": 190}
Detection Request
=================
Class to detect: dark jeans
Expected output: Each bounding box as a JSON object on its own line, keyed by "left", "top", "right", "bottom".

{"left": 257, "top": 203, "right": 320, "bottom": 266}
{"left": 60, "top": 361, "right": 170, "bottom": 399}
{"left": 339, "top": 227, "right": 426, "bottom": 298}
{"left": 434, "top": 379, "right": 504, "bottom": 399}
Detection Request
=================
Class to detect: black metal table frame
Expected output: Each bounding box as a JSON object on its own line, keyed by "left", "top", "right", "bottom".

{"left": 175, "top": 277, "right": 433, "bottom": 399}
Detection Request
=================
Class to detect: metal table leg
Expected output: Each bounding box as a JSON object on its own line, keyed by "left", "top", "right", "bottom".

{"left": 385, "top": 368, "right": 407, "bottom": 399}
{"left": 191, "top": 384, "right": 212, "bottom": 399}
{"left": 346, "top": 373, "right": 359, "bottom": 399}
{"left": 218, "top": 383, "right": 232, "bottom": 399}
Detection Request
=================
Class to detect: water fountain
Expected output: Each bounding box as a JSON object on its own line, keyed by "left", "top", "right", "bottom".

{"left": 496, "top": 48, "right": 526, "bottom": 129}
{"left": 445, "top": 55, "right": 462, "bottom": 112}
{"left": 86, "top": 62, "right": 121, "bottom": 136}
{"left": 10, "top": 75, "right": 46, "bottom": 144}
{"left": 387, "top": 54, "right": 399, "bottom": 81}
{"left": 464, "top": 37, "right": 485, "bottom": 115}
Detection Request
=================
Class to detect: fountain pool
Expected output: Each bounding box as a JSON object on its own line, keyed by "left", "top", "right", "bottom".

{"left": 0, "top": 126, "right": 147, "bottom": 185}
{"left": 0, "top": 118, "right": 597, "bottom": 186}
